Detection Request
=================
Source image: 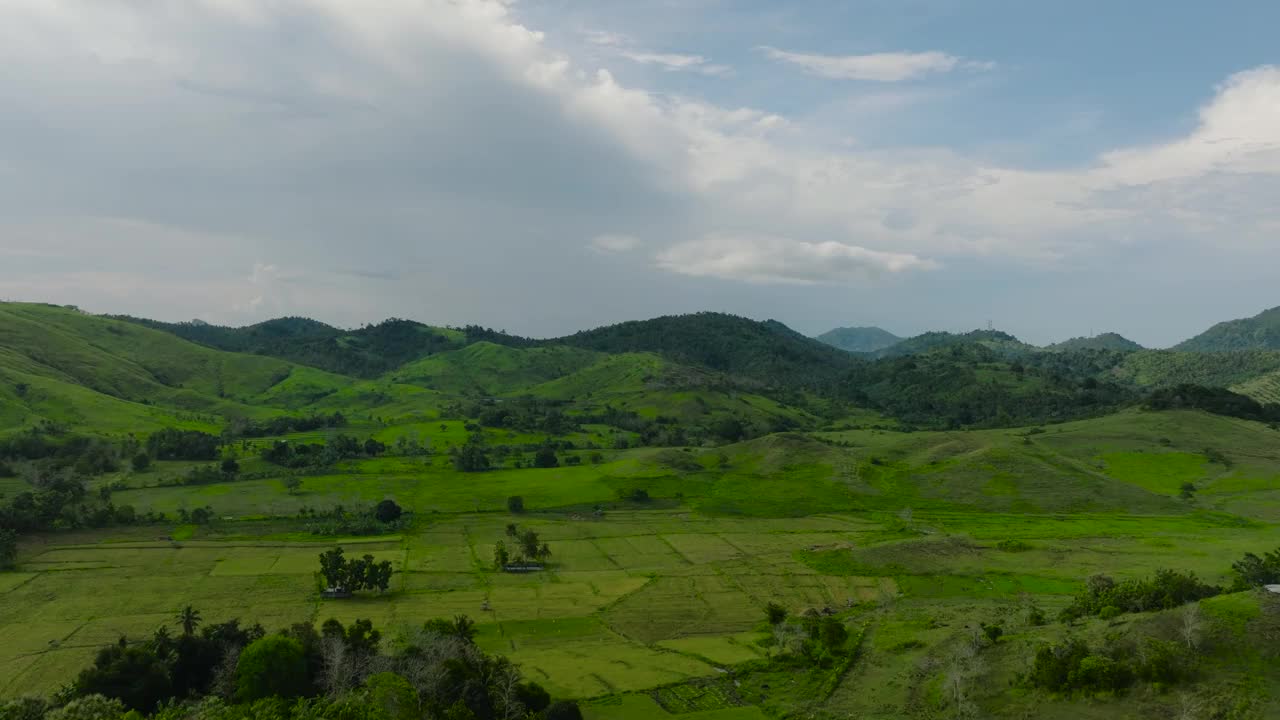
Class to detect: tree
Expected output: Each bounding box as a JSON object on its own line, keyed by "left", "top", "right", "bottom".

{"left": 177, "top": 606, "right": 202, "bottom": 637}
{"left": 765, "top": 602, "right": 788, "bottom": 626}
{"left": 493, "top": 541, "right": 510, "bottom": 569}
{"left": 506, "top": 496, "right": 524, "bottom": 514}
{"left": 545, "top": 700, "right": 584, "bottom": 720}
{"left": 374, "top": 499, "right": 402, "bottom": 524}
{"left": 365, "top": 672, "right": 418, "bottom": 720}
{"left": 533, "top": 445, "right": 558, "bottom": 469}
{"left": 130, "top": 453, "right": 151, "bottom": 472}
{"left": 284, "top": 477, "right": 302, "bottom": 496}
{"left": 74, "top": 641, "right": 173, "bottom": 713}
{"left": 44, "top": 695, "right": 127, "bottom": 720}
{"left": 1179, "top": 482, "right": 1197, "bottom": 500}
{"left": 514, "top": 682, "right": 551, "bottom": 714}
{"left": 0, "top": 528, "right": 16, "bottom": 571}
{"left": 220, "top": 458, "right": 240, "bottom": 476}
{"left": 235, "top": 635, "right": 309, "bottom": 702}
{"left": 819, "top": 617, "right": 849, "bottom": 652}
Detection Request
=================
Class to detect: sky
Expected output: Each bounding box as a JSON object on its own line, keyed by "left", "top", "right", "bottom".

{"left": 1, "top": 0, "right": 1278, "bottom": 347}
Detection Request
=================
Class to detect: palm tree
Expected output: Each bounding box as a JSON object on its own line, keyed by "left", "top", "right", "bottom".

{"left": 177, "top": 605, "right": 202, "bottom": 637}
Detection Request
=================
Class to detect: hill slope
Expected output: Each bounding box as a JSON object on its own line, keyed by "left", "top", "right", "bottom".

{"left": 1176, "top": 305, "right": 1280, "bottom": 352}
{"left": 815, "top": 326, "right": 902, "bottom": 353}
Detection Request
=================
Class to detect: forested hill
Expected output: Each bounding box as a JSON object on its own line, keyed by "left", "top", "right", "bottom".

{"left": 549, "top": 312, "right": 863, "bottom": 389}
{"left": 814, "top": 326, "right": 902, "bottom": 353}
{"left": 1047, "top": 333, "right": 1144, "bottom": 352}
{"left": 114, "top": 315, "right": 468, "bottom": 378}
{"left": 1175, "top": 305, "right": 1280, "bottom": 352}
{"left": 873, "top": 329, "right": 1034, "bottom": 358}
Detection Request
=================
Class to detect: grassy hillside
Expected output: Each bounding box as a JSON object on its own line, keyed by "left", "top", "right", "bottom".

{"left": 391, "top": 342, "right": 602, "bottom": 396}
{"left": 815, "top": 326, "right": 902, "bottom": 353}
{"left": 1176, "top": 305, "right": 1280, "bottom": 352}
{"left": 1111, "top": 349, "right": 1280, "bottom": 397}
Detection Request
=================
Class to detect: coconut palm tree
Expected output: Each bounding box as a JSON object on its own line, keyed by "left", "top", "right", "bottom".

{"left": 176, "top": 605, "right": 201, "bottom": 637}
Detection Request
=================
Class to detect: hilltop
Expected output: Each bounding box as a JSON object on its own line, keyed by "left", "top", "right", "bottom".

{"left": 873, "top": 329, "right": 1035, "bottom": 358}
{"left": 1176, "top": 305, "right": 1280, "bottom": 352}
{"left": 815, "top": 326, "right": 903, "bottom": 353}
{"left": 1047, "top": 332, "right": 1144, "bottom": 352}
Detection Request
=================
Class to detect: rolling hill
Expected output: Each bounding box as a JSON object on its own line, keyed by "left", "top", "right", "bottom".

{"left": 815, "top": 326, "right": 902, "bottom": 353}
{"left": 1176, "top": 305, "right": 1280, "bottom": 352}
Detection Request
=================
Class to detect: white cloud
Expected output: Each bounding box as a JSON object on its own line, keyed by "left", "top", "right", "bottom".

{"left": 0, "top": 1, "right": 1277, "bottom": 332}
{"left": 621, "top": 51, "right": 731, "bottom": 76}
{"left": 589, "top": 234, "right": 642, "bottom": 253}
{"left": 657, "top": 235, "right": 937, "bottom": 284}
{"left": 760, "top": 47, "right": 993, "bottom": 82}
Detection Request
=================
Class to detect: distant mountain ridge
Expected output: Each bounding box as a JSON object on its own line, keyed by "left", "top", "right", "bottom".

{"left": 1175, "top": 306, "right": 1280, "bottom": 352}
{"left": 814, "top": 326, "right": 902, "bottom": 353}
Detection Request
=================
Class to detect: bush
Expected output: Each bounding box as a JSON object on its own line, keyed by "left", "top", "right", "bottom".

{"left": 374, "top": 499, "right": 403, "bottom": 524}
{"left": 235, "top": 636, "right": 308, "bottom": 702}
{"left": 1099, "top": 605, "right": 1122, "bottom": 620}
{"left": 45, "top": 695, "right": 127, "bottom": 720}
{"left": 545, "top": 700, "right": 584, "bottom": 720}
{"left": 506, "top": 496, "right": 524, "bottom": 514}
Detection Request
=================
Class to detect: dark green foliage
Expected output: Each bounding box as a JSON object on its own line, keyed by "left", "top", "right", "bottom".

{"left": 235, "top": 636, "right": 309, "bottom": 702}
{"left": 1179, "top": 482, "right": 1197, "bottom": 500}
{"left": 74, "top": 639, "right": 173, "bottom": 712}
{"left": 1146, "top": 384, "right": 1280, "bottom": 423}
{"left": 374, "top": 499, "right": 402, "bottom": 524}
{"left": 1060, "top": 570, "right": 1220, "bottom": 621}
{"left": 1047, "top": 333, "right": 1144, "bottom": 352}
{"left": 227, "top": 413, "right": 347, "bottom": 439}
{"left": 1231, "top": 547, "right": 1280, "bottom": 589}
{"left": 1028, "top": 635, "right": 1195, "bottom": 695}
{"left": 514, "top": 682, "right": 550, "bottom": 713}
{"left": 532, "top": 445, "right": 558, "bottom": 468}
{"left": 765, "top": 602, "right": 788, "bottom": 626}
{"left": 261, "top": 435, "right": 372, "bottom": 470}
{"left": 130, "top": 453, "right": 151, "bottom": 472}
{"left": 145, "top": 428, "right": 219, "bottom": 461}
{"left": 505, "top": 496, "right": 524, "bottom": 513}
{"left": 319, "top": 547, "right": 394, "bottom": 595}
{"left": 616, "top": 488, "right": 650, "bottom": 502}
{"left": 982, "top": 624, "right": 1003, "bottom": 644}
{"left": 450, "top": 435, "right": 490, "bottom": 472}
{"left": 0, "top": 528, "right": 16, "bottom": 570}
{"left": 545, "top": 700, "right": 584, "bottom": 720}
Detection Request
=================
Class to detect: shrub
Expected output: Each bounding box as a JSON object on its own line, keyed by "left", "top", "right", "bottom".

{"left": 1099, "top": 606, "right": 1122, "bottom": 620}
{"left": 506, "top": 496, "right": 524, "bottom": 514}
{"left": 374, "top": 499, "right": 403, "bottom": 524}
{"left": 545, "top": 700, "right": 584, "bottom": 720}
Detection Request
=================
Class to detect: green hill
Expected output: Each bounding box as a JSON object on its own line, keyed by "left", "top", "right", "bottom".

{"left": 115, "top": 315, "right": 466, "bottom": 377}
{"left": 1176, "top": 305, "right": 1280, "bottom": 352}
{"left": 1048, "top": 332, "right": 1144, "bottom": 352}
{"left": 815, "top": 326, "right": 903, "bottom": 353}
{"left": 551, "top": 312, "right": 862, "bottom": 390}
{"left": 874, "top": 329, "right": 1036, "bottom": 358}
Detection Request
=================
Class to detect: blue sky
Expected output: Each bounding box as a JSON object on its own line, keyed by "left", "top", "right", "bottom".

{"left": 0, "top": 0, "right": 1278, "bottom": 346}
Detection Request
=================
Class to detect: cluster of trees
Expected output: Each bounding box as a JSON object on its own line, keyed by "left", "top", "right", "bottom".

{"left": 1029, "top": 633, "right": 1197, "bottom": 695}
{"left": 303, "top": 501, "right": 405, "bottom": 537}
{"left": 1230, "top": 546, "right": 1280, "bottom": 589}
{"left": 1059, "top": 570, "right": 1220, "bottom": 622}
{"left": 492, "top": 525, "right": 550, "bottom": 570}
{"left": 146, "top": 429, "right": 221, "bottom": 462}
{"left": 261, "top": 436, "right": 386, "bottom": 470}
{"left": 13, "top": 605, "right": 586, "bottom": 719}
{"left": 0, "top": 473, "right": 159, "bottom": 538}
{"left": 318, "top": 548, "right": 394, "bottom": 595}
{"left": 227, "top": 413, "right": 348, "bottom": 439}
{"left": 1145, "top": 384, "right": 1280, "bottom": 423}
{"left": 762, "top": 603, "right": 854, "bottom": 664}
